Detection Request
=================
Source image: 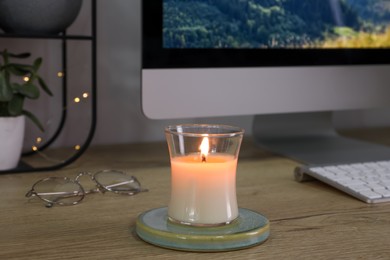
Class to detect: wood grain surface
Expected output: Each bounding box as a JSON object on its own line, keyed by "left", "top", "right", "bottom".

{"left": 0, "top": 128, "right": 389, "bottom": 259}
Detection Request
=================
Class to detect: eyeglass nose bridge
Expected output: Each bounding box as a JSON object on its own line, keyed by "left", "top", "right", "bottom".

{"left": 75, "top": 171, "right": 94, "bottom": 182}
{"left": 74, "top": 171, "right": 101, "bottom": 194}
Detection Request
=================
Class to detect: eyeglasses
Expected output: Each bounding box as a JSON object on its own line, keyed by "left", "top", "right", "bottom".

{"left": 25, "top": 170, "right": 148, "bottom": 208}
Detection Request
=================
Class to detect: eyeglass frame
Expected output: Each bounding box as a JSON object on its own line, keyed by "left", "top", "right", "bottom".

{"left": 25, "top": 170, "right": 148, "bottom": 208}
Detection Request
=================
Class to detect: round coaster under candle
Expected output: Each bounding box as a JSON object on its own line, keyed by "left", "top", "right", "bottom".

{"left": 135, "top": 207, "right": 270, "bottom": 252}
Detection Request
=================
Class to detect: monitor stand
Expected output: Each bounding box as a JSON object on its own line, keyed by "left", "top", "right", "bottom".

{"left": 252, "top": 112, "right": 390, "bottom": 165}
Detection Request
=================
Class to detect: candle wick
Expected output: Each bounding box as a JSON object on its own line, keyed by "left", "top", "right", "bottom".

{"left": 201, "top": 154, "right": 206, "bottom": 163}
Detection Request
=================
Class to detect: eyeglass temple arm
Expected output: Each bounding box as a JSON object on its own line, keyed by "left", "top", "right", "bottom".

{"left": 104, "top": 178, "right": 148, "bottom": 192}
{"left": 25, "top": 190, "right": 84, "bottom": 208}
{"left": 105, "top": 180, "right": 136, "bottom": 188}
{"left": 81, "top": 180, "right": 136, "bottom": 194}
{"left": 35, "top": 191, "right": 82, "bottom": 196}
{"left": 26, "top": 190, "right": 84, "bottom": 199}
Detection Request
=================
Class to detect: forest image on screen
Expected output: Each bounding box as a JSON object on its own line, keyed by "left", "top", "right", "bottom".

{"left": 163, "top": 0, "right": 390, "bottom": 48}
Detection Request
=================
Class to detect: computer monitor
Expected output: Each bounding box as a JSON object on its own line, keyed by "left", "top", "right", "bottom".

{"left": 141, "top": 0, "right": 390, "bottom": 165}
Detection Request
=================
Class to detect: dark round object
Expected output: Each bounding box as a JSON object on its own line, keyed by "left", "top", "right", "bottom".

{"left": 0, "top": 0, "right": 83, "bottom": 35}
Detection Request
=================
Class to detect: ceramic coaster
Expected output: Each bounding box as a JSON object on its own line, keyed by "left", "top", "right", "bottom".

{"left": 135, "top": 207, "right": 270, "bottom": 252}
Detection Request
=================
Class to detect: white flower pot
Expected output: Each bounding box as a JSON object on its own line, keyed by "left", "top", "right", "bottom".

{"left": 0, "top": 116, "right": 25, "bottom": 171}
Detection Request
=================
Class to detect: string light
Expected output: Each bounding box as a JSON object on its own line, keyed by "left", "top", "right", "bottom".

{"left": 74, "top": 93, "right": 90, "bottom": 103}
{"left": 27, "top": 72, "right": 92, "bottom": 163}
{"left": 36, "top": 137, "right": 42, "bottom": 144}
{"left": 31, "top": 145, "right": 64, "bottom": 164}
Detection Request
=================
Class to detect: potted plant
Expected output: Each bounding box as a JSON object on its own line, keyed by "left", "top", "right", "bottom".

{"left": 0, "top": 49, "right": 52, "bottom": 170}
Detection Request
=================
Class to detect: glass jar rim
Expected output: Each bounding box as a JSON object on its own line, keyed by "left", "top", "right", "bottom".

{"left": 165, "top": 124, "right": 244, "bottom": 137}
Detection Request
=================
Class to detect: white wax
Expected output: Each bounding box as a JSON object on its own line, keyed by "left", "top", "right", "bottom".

{"left": 168, "top": 154, "right": 238, "bottom": 225}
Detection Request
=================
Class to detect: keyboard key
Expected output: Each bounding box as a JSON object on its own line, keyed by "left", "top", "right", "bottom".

{"left": 366, "top": 184, "right": 386, "bottom": 191}
{"left": 357, "top": 190, "right": 382, "bottom": 200}
{"left": 335, "top": 179, "right": 366, "bottom": 186}
{"left": 372, "top": 188, "right": 390, "bottom": 197}
{"left": 348, "top": 184, "right": 371, "bottom": 191}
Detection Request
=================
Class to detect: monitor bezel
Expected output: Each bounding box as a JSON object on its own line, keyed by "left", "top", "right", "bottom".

{"left": 142, "top": 0, "right": 390, "bottom": 69}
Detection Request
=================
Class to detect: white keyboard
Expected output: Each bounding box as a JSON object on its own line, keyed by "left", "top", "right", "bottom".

{"left": 295, "top": 160, "right": 390, "bottom": 203}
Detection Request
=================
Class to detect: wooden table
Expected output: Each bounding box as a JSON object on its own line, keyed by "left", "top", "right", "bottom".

{"left": 1, "top": 129, "right": 390, "bottom": 259}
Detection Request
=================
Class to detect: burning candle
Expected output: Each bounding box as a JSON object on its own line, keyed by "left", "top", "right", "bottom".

{"left": 165, "top": 124, "right": 244, "bottom": 226}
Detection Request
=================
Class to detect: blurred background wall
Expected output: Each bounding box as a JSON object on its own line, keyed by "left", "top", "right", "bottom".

{"left": 0, "top": 0, "right": 389, "bottom": 151}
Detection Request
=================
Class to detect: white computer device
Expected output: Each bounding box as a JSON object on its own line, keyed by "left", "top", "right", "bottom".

{"left": 141, "top": 0, "right": 390, "bottom": 165}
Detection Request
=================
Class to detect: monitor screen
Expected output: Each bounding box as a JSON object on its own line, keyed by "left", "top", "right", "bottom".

{"left": 144, "top": 0, "right": 390, "bottom": 69}
{"left": 141, "top": 0, "right": 390, "bottom": 164}
{"left": 163, "top": 0, "right": 390, "bottom": 50}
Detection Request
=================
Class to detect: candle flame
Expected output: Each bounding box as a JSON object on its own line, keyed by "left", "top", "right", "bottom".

{"left": 200, "top": 137, "right": 209, "bottom": 162}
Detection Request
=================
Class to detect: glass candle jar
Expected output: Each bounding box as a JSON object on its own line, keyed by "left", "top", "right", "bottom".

{"left": 165, "top": 124, "right": 244, "bottom": 226}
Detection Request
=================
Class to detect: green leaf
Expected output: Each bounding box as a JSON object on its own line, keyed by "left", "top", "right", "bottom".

{"left": 8, "top": 94, "right": 24, "bottom": 116}
{"left": 11, "top": 82, "right": 22, "bottom": 91}
{"left": 8, "top": 52, "right": 31, "bottom": 59}
{"left": 7, "top": 63, "right": 33, "bottom": 75}
{"left": 0, "top": 70, "right": 13, "bottom": 101}
{"left": 14, "top": 83, "right": 40, "bottom": 99}
{"left": 1, "top": 49, "right": 9, "bottom": 64}
{"left": 22, "top": 110, "right": 44, "bottom": 132}
{"left": 38, "top": 76, "right": 53, "bottom": 96}
{"left": 0, "top": 50, "right": 30, "bottom": 59}
{"left": 0, "top": 49, "right": 51, "bottom": 128}
{"left": 33, "top": 58, "right": 42, "bottom": 71}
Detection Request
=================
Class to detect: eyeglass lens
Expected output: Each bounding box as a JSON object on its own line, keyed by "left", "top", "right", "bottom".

{"left": 94, "top": 170, "right": 142, "bottom": 193}
{"left": 33, "top": 178, "right": 84, "bottom": 206}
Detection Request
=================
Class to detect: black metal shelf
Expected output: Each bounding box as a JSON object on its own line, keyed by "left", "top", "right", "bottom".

{"left": 0, "top": 0, "right": 97, "bottom": 174}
